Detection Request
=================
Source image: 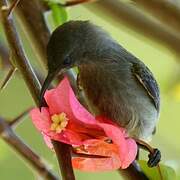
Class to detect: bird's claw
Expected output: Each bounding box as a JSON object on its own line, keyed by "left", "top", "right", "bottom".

{"left": 148, "top": 148, "right": 161, "bottom": 167}
{"left": 134, "top": 138, "right": 161, "bottom": 167}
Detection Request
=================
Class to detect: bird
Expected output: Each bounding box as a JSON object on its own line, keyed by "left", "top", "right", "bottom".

{"left": 40, "top": 20, "right": 161, "bottom": 167}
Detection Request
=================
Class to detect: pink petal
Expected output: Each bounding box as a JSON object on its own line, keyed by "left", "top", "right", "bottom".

{"left": 97, "top": 123, "right": 137, "bottom": 168}
{"left": 44, "top": 77, "right": 74, "bottom": 118}
{"left": 96, "top": 116, "right": 125, "bottom": 131}
{"left": 98, "top": 123, "right": 126, "bottom": 153}
{"left": 69, "top": 85, "right": 100, "bottom": 129}
{"left": 45, "top": 77, "right": 100, "bottom": 130}
{"left": 121, "top": 139, "right": 138, "bottom": 169}
{"left": 42, "top": 129, "right": 86, "bottom": 146}
{"left": 30, "top": 107, "right": 51, "bottom": 133}
{"left": 43, "top": 133, "right": 53, "bottom": 149}
{"left": 30, "top": 107, "right": 83, "bottom": 146}
{"left": 58, "top": 130, "right": 84, "bottom": 145}
{"left": 72, "top": 139, "right": 121, "bottom": 171}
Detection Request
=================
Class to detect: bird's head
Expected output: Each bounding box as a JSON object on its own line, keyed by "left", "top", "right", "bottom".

{"left": 39, "top": 20, "right": 110, "bottom": 107}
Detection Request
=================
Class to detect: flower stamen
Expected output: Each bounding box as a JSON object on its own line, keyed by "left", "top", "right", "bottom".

{"left": 50, "top": 112, "right": 69, "bottom": 133}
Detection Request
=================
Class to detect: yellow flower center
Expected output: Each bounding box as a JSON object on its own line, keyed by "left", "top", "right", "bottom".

{"left": 50, "top": 112, "right": 69, "bottom": 133}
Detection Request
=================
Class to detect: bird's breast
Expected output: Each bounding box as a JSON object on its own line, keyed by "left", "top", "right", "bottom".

{"left": 78, "top": 64, "right": 158, "bottom": 140}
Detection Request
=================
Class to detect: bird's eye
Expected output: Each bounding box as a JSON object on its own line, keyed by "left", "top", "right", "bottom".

{"left": 63, "top": 55, "right": 72, "bottom": 65}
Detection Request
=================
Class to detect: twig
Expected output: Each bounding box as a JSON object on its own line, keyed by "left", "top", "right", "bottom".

{"left": 0, "top": 41, "right": 10, "bottom": 68}
{"left": 0, "top": 117, "right": 58, "bottom": 180}
{"left": 9, "top": 107, "right": 32, "bottom": 128}
{"left": 0, "top": 66, "right": 17, "bottom": 90}
{"left": 0, "top": 2, "right": 41, "bottom": 105}
{"left": 7, "top": 0, "right": 20, "bottom": 16}
{"left": 85, "top": 0, "right": 180, "bottom": 54}
{"left": 0, "top": 0, "right": 75, "bottom": 179}
{"left": 0, "top": 42, "right": 18, "bottom": 91}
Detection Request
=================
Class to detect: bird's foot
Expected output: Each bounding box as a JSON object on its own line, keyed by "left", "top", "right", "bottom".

{"left": 134, "top": 138, "right": 161, "bottom": 167}
{"left": 148, "top": 148, "right": 161, "bottom": 167}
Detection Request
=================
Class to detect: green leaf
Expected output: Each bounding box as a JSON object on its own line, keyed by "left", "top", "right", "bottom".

{"left": 73, "top": 66, "right": 79, "bottom": 74}
{"left": 139, "top": 160, "right": 176, "bottom": 180}
{"left": 49, "top": 2, "right": 68, "bottom": 27}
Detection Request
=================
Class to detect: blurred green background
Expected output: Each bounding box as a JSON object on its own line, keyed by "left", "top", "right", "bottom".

{"left": 0, "top": 4, "right": 180, "bottom": 180}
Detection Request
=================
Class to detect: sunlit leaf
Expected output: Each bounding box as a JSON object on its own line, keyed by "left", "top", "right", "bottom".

{"left": 73, "top": 67, "right": 79, "bottom": 73}
{"left": 139, "top": 160, "right": 176, "bottom": 180}
{"left": 49, "top": 2, "right": 68, "bottom": 27}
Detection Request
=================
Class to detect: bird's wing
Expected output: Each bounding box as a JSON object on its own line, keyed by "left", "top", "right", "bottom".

{"left": 131, "top": 62, "right": 160, "bottom": 111}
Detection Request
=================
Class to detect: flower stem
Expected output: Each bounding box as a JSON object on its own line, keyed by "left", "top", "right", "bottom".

{"left": 52, "top": 141, "right": 75, "bottom": 180}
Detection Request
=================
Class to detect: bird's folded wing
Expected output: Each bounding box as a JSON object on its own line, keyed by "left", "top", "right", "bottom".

{"left": 131, "top": 62, "right": 160, "bottom": 112}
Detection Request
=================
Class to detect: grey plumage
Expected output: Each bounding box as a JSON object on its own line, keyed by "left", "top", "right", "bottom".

{"left": 44, "top": 20, "right": 160, "bottom": 141}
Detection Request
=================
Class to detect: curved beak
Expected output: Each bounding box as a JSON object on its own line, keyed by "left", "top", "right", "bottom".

{"left": 39, "top": 70, "right": 59, "bottom": 108}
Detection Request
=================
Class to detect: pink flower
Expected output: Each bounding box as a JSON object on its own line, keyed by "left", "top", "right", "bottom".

{"left": 30, "top": 77, "right": 137, "bottom": 171}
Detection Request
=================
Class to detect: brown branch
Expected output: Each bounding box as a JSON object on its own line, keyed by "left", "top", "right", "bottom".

{"left": 119, "top": 161, "right": 148, "bottom": 180}
{"left": 0, "top": 42, "right": 17, "bottom": 90}
{"left": 0, "top": 3, "right": 41, "bottom": 105}
{"left": 53, "top": 142, "right": 75, "bottom": 180}
{"left": 1, "top": 0, "right": 75, "bottom": 179}
{"left": 7, "top": 0, "right": 20, "bottom": 16}
{"left": 131, "top": 0, "right": 180, "bottom": 34}
{"left": 16, "top": 0, "right": 50, "bottom": 67}
{"left": 9, "top": 107, "right": 31, "bottom": 128}
{"left": 85, "top": 0, "right": 180, "bottom": 54}
{"left": 0, "top": 117, "right": 58, "bottom": 180}
{"left": 0, "top": 41, "right": 11, "bottom": 68}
